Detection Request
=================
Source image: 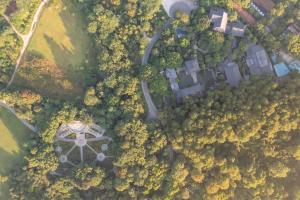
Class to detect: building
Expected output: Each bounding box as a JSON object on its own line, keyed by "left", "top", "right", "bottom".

{"left": 287, "top": 24, "right": 300, "bottom": 35}
{"left": 246, "top": 44, "right": 274, "bottom": 75}
{"left": 209, "top": 8, "right": 228, "bottom": 33}
{"left": 175, "top": 28, "right": 187, "bottom": 38}
{"left": 289, "top": 61, "right": 300, "bottom": 74}
{"left": 184, "top": 59, "right": 200, "bottom": 83}
{"left": 251, "top": 0, "right": 275, "bottom": 16}
{"left": 209, "top": 7, "right": 245, "bottom": 37}
{"left": 233, "top": 3, "right": 256, "bottom": 25}
{"left": 229, "top": 22, "right": 246, "bottom": 37}
{"left": 223, "top": 62, "right": 242, "bottom": 86}
{"left": 165, "top": 68, "right": 179, "bottom": 91}
{"left": 176, "top": 84, "right": 203, "bottom": 101}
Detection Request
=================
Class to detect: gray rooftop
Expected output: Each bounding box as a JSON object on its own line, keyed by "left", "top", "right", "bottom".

{"left": 229, "top": 22, "right": 245, "bottom": 37}
{"left": 184, "top": 59, "right": 200, "bottom": 83}
{"left": 165, "top": 68, "right": 179, "bottom": 91}
{"left": 176, "top": 83, "right": 203, "bottom": 101}
{"left": 184, "top": 59, "right": 200, "bottom": 74}
{"left": 224, "top": 62, "right": 242, "bottom": 86}
{"left": 166, "top": 68, "right": 177, "bottom": 79}
{"left": 246, "top": 44, "right": 273, "bottom": 75}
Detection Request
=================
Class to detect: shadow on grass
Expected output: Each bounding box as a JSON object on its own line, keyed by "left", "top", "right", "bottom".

{"left": 0, "top": 108, "right": 32, "bottom": 174}
{"left": 56, "top": 0, "right": 97, "bottom": 85}
{"left": 0, "top": 107, "right": 32, "bottom": 198}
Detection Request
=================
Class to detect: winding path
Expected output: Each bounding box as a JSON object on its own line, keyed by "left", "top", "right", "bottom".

{"left": 2, "top": 0, "right": 49, "bottom": 89}
{"left": 140, "top": 20, "right": 171, "bottom": 120}
{"left": 142, "top": 20, "right": 171, "bottom": 65}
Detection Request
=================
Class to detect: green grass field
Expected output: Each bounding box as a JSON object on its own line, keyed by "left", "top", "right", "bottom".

{"left": 0, "top": 107, "right": 33, "bottom": 199}
{"left": 14, "top": 1, "right": 95, "bottom": 99}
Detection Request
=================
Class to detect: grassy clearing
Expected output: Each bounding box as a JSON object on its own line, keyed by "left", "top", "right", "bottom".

{"left": 14, "top": 0, "right": 96, "bottom": 99}
{"left": 0, "top": 107, "right": 33, "bottom": 199}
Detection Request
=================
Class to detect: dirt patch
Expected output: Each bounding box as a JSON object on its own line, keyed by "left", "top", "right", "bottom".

{"left": 5, "top": 0, "right": 18, "bottom": 16}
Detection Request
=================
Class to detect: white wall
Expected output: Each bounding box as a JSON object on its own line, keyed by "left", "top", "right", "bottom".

{"left": 162, "top": 0, "right": 198, "bottom": 17}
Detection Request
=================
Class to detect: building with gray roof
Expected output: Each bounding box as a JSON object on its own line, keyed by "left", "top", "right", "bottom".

{"left": 229, "top": 22, "right": 245, "bottom": 37}
{"left": 165, "top": 68, "right": 179, "bottom": 91}
{"left": 184, "top": 59, "right": 200, "bottom": 83}
{"left": 176, "top": 84, "right": 203, "bottom": 101}
{"left": 223, "top": 62, "right": 242, "bottom": 86}
{"left": 246, "top": 44, "right": 273, "bottom": 75}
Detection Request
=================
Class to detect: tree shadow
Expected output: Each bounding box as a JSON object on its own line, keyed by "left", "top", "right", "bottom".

{"left": 0, "top": 107, "right": 31, "bottom": 174}
{"left": 56, "top": 0, "right": 98, "bottom": 83}
{"left": 41, "top": 1, "right": 98, "bottom": 89}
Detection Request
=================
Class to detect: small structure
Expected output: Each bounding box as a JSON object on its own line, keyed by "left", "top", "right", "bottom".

{"left": 166, "top": 68, "right": 179, "bottom": 91}
{"left": 246, "top": 44, "right": 273, "bottom": 75}
{"left": 251, "top": 0, "right": 275, "bottom": 16}
{"left": 223, "top": 62, "right": 242, "bottom": 86}
{"left": 229, "top": 22, "right": 246, "bottom": 37}
{"left": 289, "top": 61, "right": 300, "bottom": 73}
{"left": 287, "top": 24, "right": 300, "bottom": 35}
{"left": 175, "top": 28, "right": 187, "bottom": 38}
{"left": 209, "top": 7, "right": 228, "bottom": 33}
{"left": 184, "top": 59, "right": 200, "bottom": 83}
{"left": 209, "top": 7, "right": 245, "bottom": 37}
{"left": 274, "top": 63, "right": 290, "bottom": 77}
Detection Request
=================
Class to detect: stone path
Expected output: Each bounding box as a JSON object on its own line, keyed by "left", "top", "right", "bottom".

{"left": 2, "top": 0, "right": 49, "bottom": 89}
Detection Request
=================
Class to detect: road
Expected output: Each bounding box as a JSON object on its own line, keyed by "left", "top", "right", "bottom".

{"left": 141, "top": 20, "right": 171, "bottom": 65}
{"left": 140, "top": 20, "right": 171, "bottom": 120}
{"left": 2, "top": 0, "right": 49, "bottom": 89}
{"left": 141, "top": 81, "right": 159, "bottom": 120}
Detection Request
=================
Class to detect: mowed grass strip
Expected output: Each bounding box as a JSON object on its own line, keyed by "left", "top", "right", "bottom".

{"left": 14, "top": 1, "right": 94, "bottom": 99}
{"left": 0, "top": 107, "right": 33, "bottom": 199}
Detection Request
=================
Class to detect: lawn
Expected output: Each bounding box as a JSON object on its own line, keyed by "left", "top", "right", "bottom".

{"left": 14, "top": 0, "right": 96, "bottom": 99}
{"left": 0, "top": 107, "right": 33, "bottom": 199}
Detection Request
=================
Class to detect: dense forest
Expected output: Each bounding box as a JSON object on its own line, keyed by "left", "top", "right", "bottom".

{"left": 6, "top": 73, "right": 300, "bottom": 199}
{"left": 1, "top": 0, "right": 300, "bottom": 199}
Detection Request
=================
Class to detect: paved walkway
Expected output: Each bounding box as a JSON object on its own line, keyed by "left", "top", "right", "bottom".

{"left": 141, "top": 21, "right": 171, "bottom": 65}
{"left": 2, "top": 0, "right": 49, "bottom": 89}
{"left": 141, "top": 81, "right": 159, "bottom": 120}
{"left": 0, "top": 101, "right": 37, "bottom": 132}
{"left": 140, "top": 20, "right": 171, "bottom": 120}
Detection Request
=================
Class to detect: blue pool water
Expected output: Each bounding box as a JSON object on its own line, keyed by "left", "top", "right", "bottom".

{"left": 274, "top": 63, "right": 290, "bottom": 77}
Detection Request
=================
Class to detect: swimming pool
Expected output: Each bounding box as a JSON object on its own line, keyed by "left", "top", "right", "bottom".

{"left": 274, "top": 63, "right": 290, "bottom": 77}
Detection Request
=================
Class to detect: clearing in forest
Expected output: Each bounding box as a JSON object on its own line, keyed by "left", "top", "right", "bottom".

{"left": 14, "top": 1, "right": 96, "bottom": 99}
{"left": 0, "top": 107, "right": 33, "bottom": 199}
